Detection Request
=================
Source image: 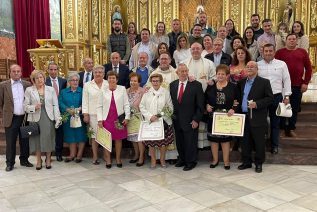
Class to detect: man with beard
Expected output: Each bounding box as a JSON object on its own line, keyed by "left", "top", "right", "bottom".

{"left": 251, "top": 14, "right": 264, "bottom": 40}
{"left": 106, "top": 19, "right": 131, "bottom": 64}
{"left": 197, "top": 12, "right": 216, "bottom": 37}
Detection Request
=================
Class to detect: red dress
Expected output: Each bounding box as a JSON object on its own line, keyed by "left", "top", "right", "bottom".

{"left": 102, "top": 91, "right": 127, "bottom": 140}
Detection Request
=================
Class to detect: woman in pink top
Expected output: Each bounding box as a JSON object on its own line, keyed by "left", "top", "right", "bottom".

{"left": 229, "top": 46, "right": 251, "bottom": 84}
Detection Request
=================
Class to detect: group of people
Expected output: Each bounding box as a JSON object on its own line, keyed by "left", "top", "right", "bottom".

{"left": 0, "top": 13, "right": 312, "bottom": 174}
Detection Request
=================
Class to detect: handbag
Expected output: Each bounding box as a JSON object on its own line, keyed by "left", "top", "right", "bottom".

{"left": 20, "top": 114, "right": 40, "bottom": 139}
{"left": 70, "top": 115, "right": 82, "bottom": 128}
{"left": 276, "top": 103, "right": 292, "bottom": 117}
{"left": 118, "top": 113, "right": 125, "bottom": 123}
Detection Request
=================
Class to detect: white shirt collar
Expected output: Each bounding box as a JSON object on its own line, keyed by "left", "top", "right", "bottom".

{"left": 10, "top": 79, "right": 22, "bottom": 84}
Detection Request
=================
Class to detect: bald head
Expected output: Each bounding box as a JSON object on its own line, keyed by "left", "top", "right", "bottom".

{"left": 138, "top": 52, "right": 148, "bottom": 68}
{"left": 111, "top": 52, "right": 121, "bottom": 66}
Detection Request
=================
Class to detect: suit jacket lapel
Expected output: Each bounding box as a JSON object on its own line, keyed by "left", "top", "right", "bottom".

{"left": 5, "top": 81, "right": 13, "bottom": 103}
{"left": 171, "top": 80, "right": 179, "bottom": 103}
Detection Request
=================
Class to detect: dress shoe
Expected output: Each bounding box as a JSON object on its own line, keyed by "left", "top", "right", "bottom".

{"left": 129, "top": 158, "right": 139, "bottom": 163}
{"left": 116, "top": 163, "right": 123, "bottom": 168}
{"left": 255, "top": 164, "right": 262, "bottom": 173}
{"left": 5, "top": 165, "right": 14, "bottom": 172}
{"left": 106, "top": 164, "right": 112, "bottom": 169}
{"left": 224, "top": 165, "right": 230, "bottom": 170}
{"left": 271, "top": 147, "right": 278, "bottom": 154}
{"left": 56, "top": 155, "right": 63, "bottom": 162}
{"left": 20, "top": 161, "right": 34, "bottom": 167}
{"left": 75, "top": 158, "right": 82, "bottom": 163}
{"left": 175, "top": 161, "right": 185, "bottom": 167}
{"left": 238, "top": 163, "right": 252, "bottom": 170}
{"left": 64, "top": 157, "right": 75, "bottom": 163}
{"left": 183, "top": 166, "right": 194, "bottom": 171}
{"left": 136, "top": 162, "right": 144, "bottom": 167}
{"left": 209, "top": 161, "right": 219, "bottom": 168}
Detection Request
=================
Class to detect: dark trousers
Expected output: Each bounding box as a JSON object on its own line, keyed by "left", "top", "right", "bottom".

{"left": 5, "top": 115, "right": 30, "bottom": 166}
{"left": 55, "top": 126, "right": 64, "bottom": 156}
{"left": 241, "top": 117, "right": 266, "bottom": 165}
{"left": 280, "top": 86, "right": 302, "bottom": 131}
{"left": 175, "top": 126, "right": 198, "bottom": 166}
{"left": 268, "top": 94, "right": 283, "bottom": 148}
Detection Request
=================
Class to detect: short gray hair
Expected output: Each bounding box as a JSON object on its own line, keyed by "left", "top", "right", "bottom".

{"left": 93, "top": 65, "right": 105, "bottom": 74}
{"left": 67, "top": 72, "right": 80, "bottom": 82}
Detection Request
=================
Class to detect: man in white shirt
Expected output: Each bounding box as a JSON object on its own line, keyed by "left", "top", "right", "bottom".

{"left": 257, "top": 43, "right": 291, "bottom": 154}
{"left": 79, "top": 57, "right": 94, "bottom": 88}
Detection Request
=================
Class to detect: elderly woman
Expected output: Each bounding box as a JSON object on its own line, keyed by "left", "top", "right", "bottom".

{"left": 82, "top": 65, "right": 109, "bottom": 165}
{"left": 205, "top": 65, "right": 239, "bottom": 170}
{"left": 140, "top": 73, "right": 174, "bottom": 168}
{"left": 127, "top": 72, "right": 145, "bottom": 166}
{"left": 59, "top": 73, "right": 87, "bottom": 163}
{"left": 24, "top": 70, "right": 60, "bottom": 170}
{"left": 97, "top": 71, "right": 130, "bottom": 168}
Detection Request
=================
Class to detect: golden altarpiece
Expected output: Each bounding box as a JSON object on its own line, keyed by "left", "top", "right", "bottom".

{"left": 29, "top": 0, "right": 317, "bottom": 75}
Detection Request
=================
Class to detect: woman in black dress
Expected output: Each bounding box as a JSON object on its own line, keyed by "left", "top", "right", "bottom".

{"left": 205, "top": 64, "right": 239, "bottom": 170}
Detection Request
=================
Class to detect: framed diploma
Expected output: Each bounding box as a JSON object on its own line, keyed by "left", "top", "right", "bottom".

{"left": 138, "top": 118, "right": 165, "bottom": 141}
{"left": 127, "top": 114, "right": 141, "bottom": 136}
{"left": 212, "top": 112, "right": 245, "bottom": 137}
{"left": 96, "top": 127, "right": 112, "bottom": 152}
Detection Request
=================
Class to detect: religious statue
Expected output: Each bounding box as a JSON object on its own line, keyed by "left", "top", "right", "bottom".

{"left": 282, "top": 2, "right": 293, "bottom": 30}
{"left": 112, "top": 5, "right": 122, "bottom": 22}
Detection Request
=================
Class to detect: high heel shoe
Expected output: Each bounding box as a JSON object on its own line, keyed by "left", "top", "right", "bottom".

{"left": 64, "top": 157, "right": 75, "bottom": 163}
{"left": 92, "top": 160, "right": 100, "bottom": 165}
{"left": 45, "top": 157, "right": 52, "bottom": 169}
{"left": 210, "top": 161, "right": 219, "bottom": 168}
{"left": 224, "top": 165, "right": 230, "bottom": 170}
{"left": 129, "top": 158, "right": 139, "bottom": 163}
{"left": 136, "top": 161, "right": 144, "bottom": 167}
{"left": 36, "top": 159, "right": 42, "bottom": 170}
{"left": 116, "top": 163, "right": 123, "bottom": 168}
{"left": 106, "top": 164, "right": 112, "bottom": 169}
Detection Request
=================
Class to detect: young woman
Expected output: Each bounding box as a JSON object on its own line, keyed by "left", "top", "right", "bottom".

{"left": 243, "top": 26, "right": 259, "bottom": 61}
{"left": 173, "top": 33, "right": 191, "bottom": 66}
{"left": 291, "top": 21, "right": 309, "bottom": 52}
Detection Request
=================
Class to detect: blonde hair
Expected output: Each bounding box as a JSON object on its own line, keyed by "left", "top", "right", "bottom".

{"left": 30, "top": 70, "right": 46, "bottom": 84}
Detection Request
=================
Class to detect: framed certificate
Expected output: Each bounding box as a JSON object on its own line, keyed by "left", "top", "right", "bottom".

{"left": 127, "top": 114, "right": 141, "bottom": 136}
{"left": 96, "top": 127, "right": 112, "bottom": 152}
{"left": 212, "top": 112, "right": 245, "bottom": 137}
{"left": 138, "top": 118, "right": 164, "bottom": 141}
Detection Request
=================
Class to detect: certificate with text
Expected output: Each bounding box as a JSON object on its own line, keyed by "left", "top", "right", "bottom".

{"left": 127, "top": 114, "right": 141, "bottom": 136}
{"left": 212, "top": 112, "right": 245, "bottom": 137}
{"left": 96, "top": 127, "right": 112, "bottom": 152}
{"left": 138, "top": 118, "right": 164, "bottom": 141}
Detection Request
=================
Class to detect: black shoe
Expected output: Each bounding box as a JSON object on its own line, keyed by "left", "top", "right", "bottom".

{"left": 46, "top": 165, "right": 52, "bottom": 169}
{"left": 92, "top": 160, "right": 100, "bottom": 165}
{"left": 271, "top": 147, "right": 278, "bottom": 154}
{"left": 116, "top": 163, "right": 123, "bottom": 168}
{"left": 136, "top": 162, "right": 144, "bottom": 167}
{"left": 106, "top": 164, "right": 112, "bottom": 169}
{"left": 5, "top": 165, "right": 14, "bottom": 172}
{"left": 129, "top": 158, "right": 139, "bottom": 163}
{"left": 255, "top": 164, "right": 262, "bottom": 173}
{"left": 75, "top": 158, "right": 82, "bottom": 163}
{"left": 169, "top": 159, "right": 177, "bottom": 165}
{"left": 56, "top": 155, "right": 63, "bottom": 162}
{"left": 210, "top": 162, "right": 219, "bottom": 168}
{"left": 224, "top": 165, "right": 230, "bottom": 170}
{"left": 64, "top": 157, "right": 75, "bottom": 163}
{"left": 20, "top": 161, "right": 34, "bottom": 167}
{"left": 238, "top": 163, "right": 252, "bottom": 170}
{"left": 183, "top": 166, "right": 194, "bottom": 171}
{"left": 175, "top": 161, "right": 185, "bottom": 167}
{"left": 36, "top": 160, "right": 43, "bottom": 170}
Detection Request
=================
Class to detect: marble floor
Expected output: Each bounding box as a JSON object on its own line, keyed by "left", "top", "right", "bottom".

{"left": 0, "top": 155, "right": 317, "bottom": 212}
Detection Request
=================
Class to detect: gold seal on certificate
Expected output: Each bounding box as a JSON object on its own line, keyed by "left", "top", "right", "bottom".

{"left": 212, "top": 112, "right": 246, "bottom": 137}
{"left": 127, "top": 114, "right": 141, "bottom": 136}
{"left": 138, "top": 118, "right": 165, "bottom": 141}
{"left": 96, "top": 127, "right": 112, "bottom": 152}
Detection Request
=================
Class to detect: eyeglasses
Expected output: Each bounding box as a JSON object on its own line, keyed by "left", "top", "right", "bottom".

{"left": 151, "top": 80, "right": 160, "bottom": 83}
{"left": 70, "top": 79, "right": 79, "bottom": 82}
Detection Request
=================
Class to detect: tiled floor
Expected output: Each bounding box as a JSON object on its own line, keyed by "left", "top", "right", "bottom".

{"left": 1, "top": 155, "right": 317, "bottom": 212}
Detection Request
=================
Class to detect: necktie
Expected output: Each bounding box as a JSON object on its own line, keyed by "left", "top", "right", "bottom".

{"left": 85, "top": 72, "right": 90, "bottom": 83}
{"left": 178, "top": 82, "right": 184, "bottom": 103}
{"left": 114, "top": 66, "right": 118, "bottom": 74}
{"left": 52, "top": 79, "right": 59, "bottom": 96}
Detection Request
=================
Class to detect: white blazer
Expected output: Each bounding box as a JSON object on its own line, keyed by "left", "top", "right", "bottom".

{"left": 82, "top": 79, "right": 109, "bottom": 115}
{"left": 96, "top": 85, "right": 130, "bottom": 121}
{"left": 139, "top": 86, "right": 173, "bottom": 125}
{"left": 24, "top": 85, "right": 60, "bottom": 122}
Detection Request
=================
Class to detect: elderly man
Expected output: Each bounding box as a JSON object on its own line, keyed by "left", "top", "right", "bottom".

{"left": 45, "top": 62, "right": 67, "bottom": 161}
{"left": 131, "top": 52, "right": 153, "bottom": 87}
{"left": 104, "top": 52, "right": 130, "bottom": 88}
{"left": 257, "top": 19, "right": 275, "bottom": 51}
{"left": 79, "top": 57, "right": 94, "bottom": 88}
{"left": 0, "top": 64, "right": 33, "bottom": 171}
{"left": 205, "top": 37, "right": 232, "bottom": 67}
{"left": 275, "top": 33, "right": 312, "bottom": 137}
{"left": 129, "top": 28, "right": 157, "bottom": 70}
{"left": 217, "top": 26, "right": 233, "bottom": 55}
{"left": 237, "top": 61, "right": 273, "bottom": 173}
{"left": 106, "top": 19, "right": 131, "bottom": 64}
{"left": 189, "top": 24, "right": 203, "bottom": 45}
{"left": 257, "top": 43, "right": 292, "bottom": 154}
{"left": 170, "top": 63, "right": 204, "bottom": 171}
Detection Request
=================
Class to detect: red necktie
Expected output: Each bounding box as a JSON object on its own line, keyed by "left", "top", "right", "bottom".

{"left": 52, "top": 79, "right": 59, "bottom": 96}
{"left": 178, "top": 82, "right": 184, "bottom": 103}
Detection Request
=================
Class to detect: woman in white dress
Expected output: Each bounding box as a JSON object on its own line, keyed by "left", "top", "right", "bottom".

{"left": 173, "top": 33, "right": 191, "bottom": 66}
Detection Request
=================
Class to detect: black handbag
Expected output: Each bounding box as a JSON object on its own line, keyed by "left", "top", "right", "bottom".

{"left": 118, "top": 113, "right": 125, "bottom": 123}
{"left": 20, "top": 115, "right": 40, "bottom": 139}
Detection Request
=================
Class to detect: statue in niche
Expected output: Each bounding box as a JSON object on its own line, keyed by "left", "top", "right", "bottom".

{"left": 282, "top": 2, "right": 293, "bottom": 30}
{"left": 112, "top": 5, "right": 122, "bottom": 23}
{"left": 194, "top": 5, "right": 205, "bottom": 24}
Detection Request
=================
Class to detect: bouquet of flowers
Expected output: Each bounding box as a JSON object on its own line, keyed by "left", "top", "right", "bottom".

{"left": 86, "top": 126, "right": 95, "bottom": 139}
{"left": 156, "top": 104, "right": 174, "bottom": 119}
{"left": 130, "top": 106, "right": 140, "bottom": 119}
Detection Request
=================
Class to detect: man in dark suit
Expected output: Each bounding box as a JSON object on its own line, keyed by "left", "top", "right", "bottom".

{"left": 170, "top": 63, "right": 204, "bottom": 171}
{"left": 205, "top": 37, "right": 232, "bottom": 66}
{"left": 45, "top": 62, "right": 67, "bottom": 161}
{"left": 0, "top": 64, "right": 33, "bottom": 171}
{"left": 237, "top": 61, "right": 273, "bottom": 173}
{"left": 79, "top": 57, "right": 94, "bottom": 88}
{"left": 103, "top": 52, "right": 130, "bottom": 88}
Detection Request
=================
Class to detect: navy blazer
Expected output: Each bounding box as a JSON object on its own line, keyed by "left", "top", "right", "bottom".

{"left": 78, "top": 71, "right": 94, "bottom": 88}
{"left": 45, "top": 77, "right": 67, "bottom": 93}
{"left": 205, "top": 51, "right": 232, "bottom": 66}
{"left": 103, "top": 63, "right": 131, "bottom": 88}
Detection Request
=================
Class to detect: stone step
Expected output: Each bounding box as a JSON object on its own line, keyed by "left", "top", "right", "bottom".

{"left": 297, "top": 111, "right": 317, "bottom": 122}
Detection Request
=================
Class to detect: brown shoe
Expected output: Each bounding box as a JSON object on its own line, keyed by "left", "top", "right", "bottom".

{"left": 289, "top": 130, "right": 297, "bottom": 137}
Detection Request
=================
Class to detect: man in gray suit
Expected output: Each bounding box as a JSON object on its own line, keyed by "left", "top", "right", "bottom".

{"left": 0, "top": 64, "right": 33, "bottom": 171}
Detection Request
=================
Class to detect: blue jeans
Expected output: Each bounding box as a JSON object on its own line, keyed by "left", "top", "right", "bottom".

{"left": 268, "top": 94, "right": 283, "bottom": 148}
